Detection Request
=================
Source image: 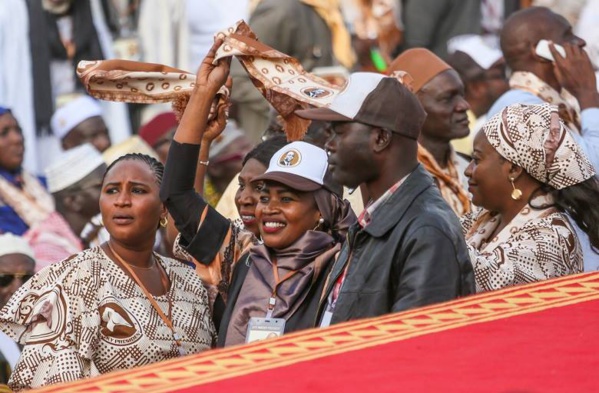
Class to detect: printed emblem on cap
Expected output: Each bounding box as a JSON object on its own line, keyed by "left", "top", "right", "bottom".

{"left": 277, "top": 149, "right": 302, "bottom": 167}
{"left": 301, "top": 87, "right": 333, "bottom": 99}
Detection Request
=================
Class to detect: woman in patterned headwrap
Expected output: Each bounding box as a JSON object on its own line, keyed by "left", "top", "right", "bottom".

{"left": 462, "top": 103, "right": 599, "bottom": 292}
{"left": 0, "top": 154, "right": 215, "bottom": 392}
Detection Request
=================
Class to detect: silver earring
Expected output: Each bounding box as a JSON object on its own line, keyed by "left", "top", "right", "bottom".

{"left": 313, "top": 217, "right": 325, "bottom": 231}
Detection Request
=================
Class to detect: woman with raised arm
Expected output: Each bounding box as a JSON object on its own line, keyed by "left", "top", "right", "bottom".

{"left": 161, "top": 40, "right": 356, "bottom": 346}
{"left": 1, "top": 154, "right": 215, "bottom": 392}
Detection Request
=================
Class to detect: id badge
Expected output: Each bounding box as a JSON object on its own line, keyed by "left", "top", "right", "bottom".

{"left": 246, "top": 317, "right": 286, "bottom": 344}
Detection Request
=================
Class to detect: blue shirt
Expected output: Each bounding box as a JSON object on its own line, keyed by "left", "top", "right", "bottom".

{"left": 0, "top": 169, "right": 47, "bottom": 236}
{"left": 489, "top": 89, "right": 599, "bottom": 272}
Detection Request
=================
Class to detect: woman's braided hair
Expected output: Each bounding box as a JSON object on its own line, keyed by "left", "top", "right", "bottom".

{"left": 103, "top": 153, "right": 164, "bottom": 185}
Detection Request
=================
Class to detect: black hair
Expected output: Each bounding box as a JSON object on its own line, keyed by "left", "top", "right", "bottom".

{"left": 103, "top": 153, "right": 164, "bottom": 185}
{"left": 530, "top": 176, "right": 599, "bottom": 253}
{"left": 242, "top": 135, "right": 289, "bottom": 167}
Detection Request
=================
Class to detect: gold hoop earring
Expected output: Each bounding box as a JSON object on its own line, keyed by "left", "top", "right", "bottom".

{"left": 159, "top": 216, "right": 168, "bottom": 228}
{"left": 509, "top": 177, "right": 523, "bottom": 201}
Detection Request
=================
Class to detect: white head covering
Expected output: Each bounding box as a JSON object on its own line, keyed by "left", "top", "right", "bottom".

{"left": 51, "top": 95, "right": 104, "bottom": 140}
{"left": 0, "top": 233, "right": 35, "bottom": 259}
{"left": 45, "top": 143, "right": 105, "bottom": 193}
{"left": 102, "top": 135, "right": 159, "bottom": 166}
{"left": 208, "top": 121, "right": 245, "bottom": 160}
{"left": 447, "top": 34, "right": 503, "bottom": 70}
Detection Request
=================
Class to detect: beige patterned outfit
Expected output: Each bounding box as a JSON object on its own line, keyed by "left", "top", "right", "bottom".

{"left": 0, "top": 247, "right": 215, "bottom": 392}
{"left": 463, "top": 103, "right": 594, "bottom": 292}
{"left": 462, "top": 198, "right": 582, "bottom": 292}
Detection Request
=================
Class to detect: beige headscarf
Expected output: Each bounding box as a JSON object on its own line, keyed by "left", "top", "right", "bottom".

{"left": 483, "top": 103, "right": 595, "bottom": 189}
{"left": 77, "top": 21, "right": 343, "bottom": 141}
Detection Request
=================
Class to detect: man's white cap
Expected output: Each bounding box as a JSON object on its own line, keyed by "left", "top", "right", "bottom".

{"left": 208, "top": 121, "right": 245, "bottom": 160}
{"left": 46, "top": 143, "right": 105, "bottom": 193}
{"left": 447, "top": 35, "right": 503, "bottom": 70}
{"left": 51, "top": 95, "right": 104, "bottom": 140}
{"left": 102, "top": 135, "right": 159, "bottom": 166}
{"left": 0, "top": 233, "right": 35, "bottom": 259}
{"left": 253, "top": 141, "right": 328, "bottom": 192}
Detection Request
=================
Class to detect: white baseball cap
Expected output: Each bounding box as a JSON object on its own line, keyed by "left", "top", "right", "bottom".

{"left": 447, "top": 35, "right": 503, "bottom": 70}
{"left": 0, "top": 233, "right": 35, "bottom": 259}
{"left": 51, "top": 95, "right": 104, "bottom": 140}
{"left": 253, "top": 141, "right": 328, "bottom": 192}
{"left": 46, "top": 143, "right": 105, "bottom": 193}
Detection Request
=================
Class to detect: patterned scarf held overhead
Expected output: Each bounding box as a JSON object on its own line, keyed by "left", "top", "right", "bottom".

{"left": 77, "top": 21, "right": 344, "bottom": 141}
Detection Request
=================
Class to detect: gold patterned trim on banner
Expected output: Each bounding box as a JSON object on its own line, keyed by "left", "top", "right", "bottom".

{"left": 32, "top": 272, "right": 599, "bottom": 393}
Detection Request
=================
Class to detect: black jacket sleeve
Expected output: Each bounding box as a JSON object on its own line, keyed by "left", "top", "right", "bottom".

{"left": 160, "top": 140, "right": 230, "bottom": 264}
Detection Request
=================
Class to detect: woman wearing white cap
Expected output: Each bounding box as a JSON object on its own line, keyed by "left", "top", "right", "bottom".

{"left": 161, "top": 40, "right": 357, "bottom": 346}
{"left": 1, "top": 154, "right": 215, "bottom": 391}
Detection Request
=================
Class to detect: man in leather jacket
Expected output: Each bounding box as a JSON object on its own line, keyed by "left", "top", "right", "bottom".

{"left": 295, "top": 72, "right": 475, "bottom": 326}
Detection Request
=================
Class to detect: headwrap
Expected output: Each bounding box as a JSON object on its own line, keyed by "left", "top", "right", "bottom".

{"left": 0, "top": 107, "right": 11, "bottom": 116}
{"left": 313, "top": 188, "right": 356, "bottom": 242}
{"left": 77, "top": 21, "right": 344, "bottom": 141}
{"left": 387, "top": 48, "right": 452, "bottom": 92}
{"left": 483, "top": 103, "right": 595, "bottom": 190}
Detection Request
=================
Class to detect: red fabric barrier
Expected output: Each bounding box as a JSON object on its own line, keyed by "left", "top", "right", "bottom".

{"left": 32, "top": 272, "right": 599, "bottom": 393}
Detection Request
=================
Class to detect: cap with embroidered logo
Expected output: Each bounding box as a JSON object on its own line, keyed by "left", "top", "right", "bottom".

{"left": 253, "top": 141, "right": 329, "bottom": 192}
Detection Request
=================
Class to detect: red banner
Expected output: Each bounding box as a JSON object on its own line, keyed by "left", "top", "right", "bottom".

{"left": 32, "top": 272, "right": 599, "bottom": 393}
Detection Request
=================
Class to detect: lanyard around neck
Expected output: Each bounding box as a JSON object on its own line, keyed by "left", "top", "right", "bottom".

{"left": 106, "top": 243, "right": 185, "bottom": 356}
{"left": 266, "top": 256, "right": 301, "bottom": 319}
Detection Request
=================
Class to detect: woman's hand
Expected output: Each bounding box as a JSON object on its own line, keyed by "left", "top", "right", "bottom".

{"left": 203, "top": 95, "right": 231, "bottom": 143}
{"left": 195, "top": 38, "right": 232, "bottom": 96}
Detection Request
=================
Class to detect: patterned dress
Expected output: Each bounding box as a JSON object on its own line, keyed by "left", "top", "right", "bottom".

{"left": 461, "top": 198, "right": 583, "bottom": 292}
{"left": 0, "top": 247, "right": 215, "bottom": 392}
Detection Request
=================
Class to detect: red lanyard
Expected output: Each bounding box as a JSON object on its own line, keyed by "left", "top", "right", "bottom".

{"left": 107, "top": 243, "right": 185, "bottom": 356}
{"left": 266, "top": 256, "right": 301, "bottom": 319}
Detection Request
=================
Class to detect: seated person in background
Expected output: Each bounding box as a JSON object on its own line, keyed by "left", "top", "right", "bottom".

{"left": 446, "top": 35, "right": 509, "bottom": 155}
{"left": 204, "top": 122, "right": 253, "bottom": 207}
{"left": 388, "top": 48, "right": 471, "bottom": 216}
{"left": 0, "top": 108, "right": 81, "bottom": 271}
{"left": 0, "top": 233, "right": 35, "bottom": 385}
{"left": 488, "top": 6, "right": 599, "bottom": 271}
{"left": 45, "top": 143, "right": 107, "bottom": 248}
{"left": 138, "top": 111, "right": 178, "bottom": 164}
{"left": 1, "top": 153, "right": 215, "bottom": 392}
{"left": 50, "top": 95, "right": 112, "bottom": 153}
{"left": 463, "top": 103, "right": 598, "bottom": 291}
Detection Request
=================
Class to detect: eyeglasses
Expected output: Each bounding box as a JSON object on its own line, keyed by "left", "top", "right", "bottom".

{"left": 0, "top": 273, "right": 33, "bottom": 288}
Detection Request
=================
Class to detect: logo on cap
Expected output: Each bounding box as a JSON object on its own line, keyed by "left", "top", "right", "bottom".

{"left": 301, "top": 87, "right": 333, "bottom": 99}
{"left": 277, "top": 149, "right": 301, "bottom": 167}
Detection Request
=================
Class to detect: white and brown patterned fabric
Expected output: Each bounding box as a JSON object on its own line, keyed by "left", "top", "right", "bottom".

{"left": 77, "top": 21, "right": 343, "bottom": 141}
{"left": 0, "top": 247, "right": 215, "bottom": 392}
{"left": 510, "top": 71, "right": 582, "bottom": 133}
{"left": 483, "top": 103, "right": 595, "bottom": 190}
{"left": 461, "top": 195, "right": 583, "bottom": 292}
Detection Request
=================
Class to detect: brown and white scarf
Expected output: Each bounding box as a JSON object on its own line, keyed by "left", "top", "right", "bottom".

{"left": 509, "top": 71, "right": 581, "bottom": 133}
{"left": 417, "top": 145, "right": 471, "bottom": 216}
{"left": 77, "top": 21, "right": 344, "bottom": 141}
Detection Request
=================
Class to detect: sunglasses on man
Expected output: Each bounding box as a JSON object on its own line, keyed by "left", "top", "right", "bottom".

{"left": 0, "top": 273, "right": 33, "bottom": 288}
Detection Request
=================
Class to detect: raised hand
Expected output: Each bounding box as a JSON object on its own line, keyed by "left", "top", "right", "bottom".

{"left": 195, "top": 38, "right": 233, "bottom": 96}
{"left": 550, "top": 42, "right": 599, "bottom": 110}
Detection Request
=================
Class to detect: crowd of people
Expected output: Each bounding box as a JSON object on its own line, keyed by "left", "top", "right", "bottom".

{"left": 1, "top": 0, "right": 599, "bottom": 391}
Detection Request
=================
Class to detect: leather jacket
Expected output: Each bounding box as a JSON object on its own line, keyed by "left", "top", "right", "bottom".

{"left": 319, "top": 165, "right": 475, "bottom": 324}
